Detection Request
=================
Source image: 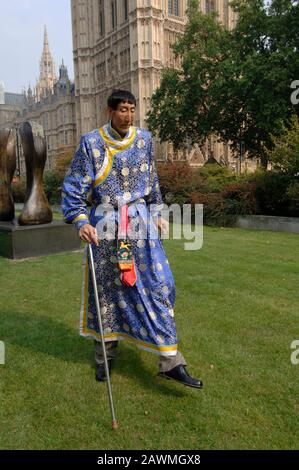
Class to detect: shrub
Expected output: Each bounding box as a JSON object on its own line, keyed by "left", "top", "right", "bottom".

{"left": 189, "top": 191, "right": 225, "bottom": 225}
{"left": 286, "top": 181, "right": 299, "bottom": 216}
{"left": 12, "top": 179, "right": 26, "bottom": 203}
{"left": 266, "top": 115, "right": 299, "bottom": 176}
{"left": 252, "top": 171, "right": 295, "bottom": 216}
{"left": 12, "top": 172, "right": 63, "bottom": 206}
{"left": 198, "top": 164, "right": 237, "bottom": 192}
{"left": 54, "top": 146, "right": 76, "bottom": 177}
{"left": 157, "top": 162, "right": 203, "bottom": 206}
{"left": 190, "top": 181, "right": 258, "bottom": 226}
{"left": 157, "top": 162, "right": 258, "bottom": 225}
{"left": 43, "top": 171, "right": 64, "bottom": 205}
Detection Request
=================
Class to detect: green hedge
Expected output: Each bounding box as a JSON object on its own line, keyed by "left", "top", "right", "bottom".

{"left": 11, "top": 165, "right": 299, "bottom": 224}
{"left": 12, "top": 179, "right": 27, "bottom": 203}
{"left": 157, "top": 163, "right": 299, "bottom": 226}
{"left": 43, "top": 172, "right": 64, "bottom": 205}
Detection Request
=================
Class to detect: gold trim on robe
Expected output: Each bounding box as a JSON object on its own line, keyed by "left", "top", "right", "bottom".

{"left": 93, "top": 125, "right": 136, "bottom": 188}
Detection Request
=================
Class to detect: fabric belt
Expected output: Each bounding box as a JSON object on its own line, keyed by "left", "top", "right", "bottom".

{"left": 116, "top": 204, "right": 137, "bottom": 287}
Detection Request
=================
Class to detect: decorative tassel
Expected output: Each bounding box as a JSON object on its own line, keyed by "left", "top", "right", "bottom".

{"left": 117, "top": 204, "right": 137, "bottom": 286}
{"left": 120, "top": 260, "right": 137, "bottom": 286}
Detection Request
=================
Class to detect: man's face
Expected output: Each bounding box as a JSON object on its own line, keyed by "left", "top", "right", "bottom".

{"left": 109, "top": 101, "right": 136, "bottom": 137}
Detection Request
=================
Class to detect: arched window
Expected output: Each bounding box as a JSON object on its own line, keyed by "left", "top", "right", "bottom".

{"left": 205, "top": 0, "right": 215, "bottom": 14}
{"left": 99, "top": 0, "right": 105, "bottom": 36}
{"left": 111, "top": 0, "right": 117, "bottom": 29}
{"left": 223, "top": 0, "right": 229, "bottom": 26}
{"left": 124, "top": 0, "right": 128, "bottom": 21}
{"left": 168, "top": 0, "right": 180, "bottom": 17}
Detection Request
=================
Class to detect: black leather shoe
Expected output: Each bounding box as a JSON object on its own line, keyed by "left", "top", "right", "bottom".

{"left": 158, "top": 365, "right": 203, "bottom": 389}
{"left": 95, "top": 362, "right": 112, "bottom": 382}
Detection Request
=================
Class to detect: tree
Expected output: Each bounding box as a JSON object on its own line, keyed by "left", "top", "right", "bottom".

{"left": 266, "top": 114, "right": 299, "bottom": 175}
{"left": 53, "top": 146, "right": 76, "bottom": 177}
{"left": 147, "top": 0, "right": 299, "bottom": 167}
{"left": 148, "top": 0, "right": 230, "bottom": 149}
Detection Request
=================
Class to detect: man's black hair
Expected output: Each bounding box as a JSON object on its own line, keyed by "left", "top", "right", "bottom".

{"left": 107, "top": 89, "right": 136, "bottom": 110}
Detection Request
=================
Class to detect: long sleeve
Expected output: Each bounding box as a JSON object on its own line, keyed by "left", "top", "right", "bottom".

{"left": 61, "top": 135, "right": 94, "bottom": 230}
{"left": 145, "top": 135, "right": 164, "bottom": 213}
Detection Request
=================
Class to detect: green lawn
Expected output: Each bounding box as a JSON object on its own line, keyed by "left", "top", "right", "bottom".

{"left": 0, "top": 226, "right": 298, "bottom": 450}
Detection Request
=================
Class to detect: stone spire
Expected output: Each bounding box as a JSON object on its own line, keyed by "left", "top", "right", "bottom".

{"left": 35, "top": 25, "right": 57, "bottom": 102}
{"left": 59, "top": 59, "right": 68, "bottom": 81}
{"left": 44, "top": 24, "right": 49, "bottom": 48}
{"left": 27, "top": 83, "right": 34, "bottom": 104}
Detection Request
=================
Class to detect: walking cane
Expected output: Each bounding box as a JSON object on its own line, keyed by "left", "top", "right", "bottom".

{"left": 88, "top": 243, "right": 119, "bottom": 430}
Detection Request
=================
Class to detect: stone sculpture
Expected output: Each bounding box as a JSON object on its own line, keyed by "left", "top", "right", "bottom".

{"left": 0, "top": 127, "right": 16, "bottom": 221}
{"left": 18, "top": 121, "right": 52, "bottom": 225}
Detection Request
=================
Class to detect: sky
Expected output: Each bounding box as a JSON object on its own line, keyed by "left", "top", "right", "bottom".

{"left": 0, "top": 0, "right": 74, "bottom": 94}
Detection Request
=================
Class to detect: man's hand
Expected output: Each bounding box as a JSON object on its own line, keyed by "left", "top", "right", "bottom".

{"left": 157, "top": 217, "right": 169, "bottom": 236}
{"left": 78, "top": 224, "right": 99, "bottom": 246}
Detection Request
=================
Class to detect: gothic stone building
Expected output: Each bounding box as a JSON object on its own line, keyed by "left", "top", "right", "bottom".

{"left": 17, "top": 27, "right": 77, "bottom": 171}
{"left": 0, "top": 82, "right": 26, "bottom": 132}
{"left": 17, "top": 62, "right": 76, "bottom": 172}
{"left": 0, "top": 27, "right": 76, "bottom": 174}
{"left": 71, "top": 0, "right": 254, "bottom": 171}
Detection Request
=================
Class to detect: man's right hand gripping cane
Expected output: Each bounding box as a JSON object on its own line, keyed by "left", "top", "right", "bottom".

{"left": 78, "top": 224, "right": 99, "bottom": 246}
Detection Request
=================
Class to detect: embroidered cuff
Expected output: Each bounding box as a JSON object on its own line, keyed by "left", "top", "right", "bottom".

{"left": 73, "top": 214, "right": 90, "bottom": 230}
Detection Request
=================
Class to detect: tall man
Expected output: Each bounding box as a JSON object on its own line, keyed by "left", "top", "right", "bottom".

{"left": 62, "top": 89, "right": 203, "bottom": 388}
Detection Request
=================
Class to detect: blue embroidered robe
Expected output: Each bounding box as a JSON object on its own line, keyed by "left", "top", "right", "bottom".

{"left": 61, "top": 124, "right": 178, "bottom": 356}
